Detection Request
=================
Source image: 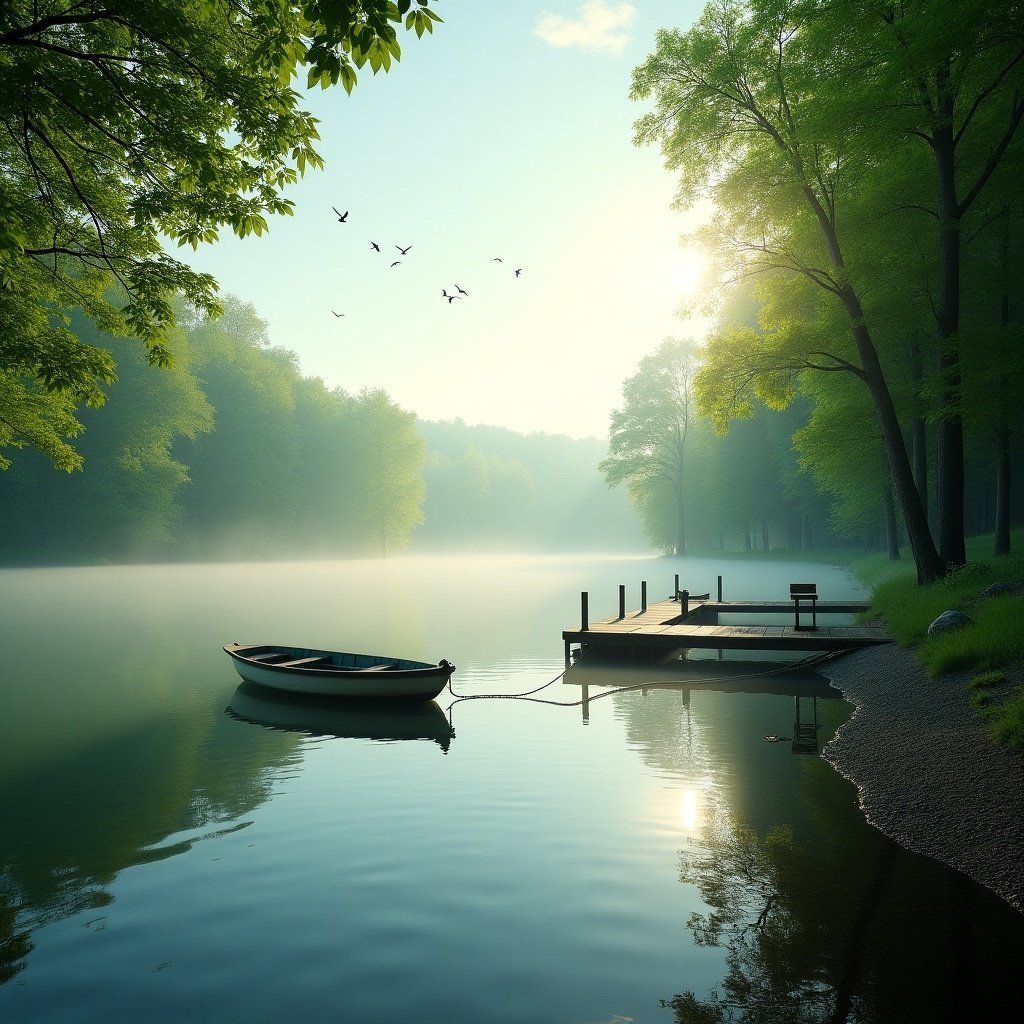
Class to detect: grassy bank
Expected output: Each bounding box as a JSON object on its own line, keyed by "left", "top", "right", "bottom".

{"left": 845, "top": 531, "right": 1024, "bottom": 754}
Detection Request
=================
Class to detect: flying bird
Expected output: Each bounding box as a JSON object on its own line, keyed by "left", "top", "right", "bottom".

{"left": 396, "top": 244, "right": 412, "bottom": 255}
{"left": 332, "top": 207, "right": 348, "bottom": 223}
{"left": 454, "top": 284, "right": 468, "bottom": 296}
{"left": 442, "top": 289, "right": 462, "bottom": 304}
{"left": 515, "top": 268, "right": 523, "bottom": 277}
{"left": 391, "top": 260, "right": 402, "bottom": 267}
{"left": 370, "top": 242, "right": 380, "bottom": 251}
{"left": 331, "top": 310, "right": 345, "bottom": 317}
{"left": 493, "top": 257, "right": 502, "bottom": 262}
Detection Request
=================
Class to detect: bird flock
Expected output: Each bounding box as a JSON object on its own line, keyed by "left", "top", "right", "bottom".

{"left": 329, "top": 207, "right": 523, "bottom": 318}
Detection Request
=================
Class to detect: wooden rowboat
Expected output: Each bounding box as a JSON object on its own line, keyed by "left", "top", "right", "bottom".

{"left": 223, "top": 643, "right": 455, "bottom": 700}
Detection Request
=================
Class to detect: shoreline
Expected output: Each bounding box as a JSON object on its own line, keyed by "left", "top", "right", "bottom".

{"left": 821, "top": 642, "right": 1024, "bottom": 914}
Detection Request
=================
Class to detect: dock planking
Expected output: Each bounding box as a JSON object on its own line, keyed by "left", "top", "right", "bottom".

{"left": 562, "top": 595, "right": 890, "bottom": 664}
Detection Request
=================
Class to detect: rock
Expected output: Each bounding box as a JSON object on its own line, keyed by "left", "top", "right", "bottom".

{"left": 927, "top": 609, "right": 974, "bottom": 636}
{"left": 981, "top": 581, "right": 1024, "bottom": 599}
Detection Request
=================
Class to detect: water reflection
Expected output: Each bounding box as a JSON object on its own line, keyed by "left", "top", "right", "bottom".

{"left": 0, "top": 679, "right": 299, "bottom": 986}
{"left": 226, "top": 683, "right": 455, "bottom": 752}
{"left": 654, "top": 762, "right": 1024, "bottom": 1022}
{"left": 3, "top": 557, "right": 1021, "bottom": 1022}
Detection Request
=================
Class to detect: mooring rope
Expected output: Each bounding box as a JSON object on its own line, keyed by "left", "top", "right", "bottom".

{"left": 444, "top": 646, "right": 848, "bottom": 721}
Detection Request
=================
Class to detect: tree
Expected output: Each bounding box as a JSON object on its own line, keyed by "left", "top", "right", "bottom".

{"left": 0, "top": 0, "right": 441, "bottom": 468}
{"left": 175, "top": 298, "right": 302, "bottom": 552}
{"left": 601, "top": 339, "right": 699, "bottom": 555}
{"left": 863, "top": 3, "right": 1024, "bottom": 566}
{"left": 0, "top": 319, "right": 213, "bottom": 560}
{"left": 631, "top": 0, "right": 948, "bottom": 581}
{"left": 793, "top": 372, "right": 901, "bottom": 557}
{"left": 344, "top": 388, "right": 425, "bottom": 556}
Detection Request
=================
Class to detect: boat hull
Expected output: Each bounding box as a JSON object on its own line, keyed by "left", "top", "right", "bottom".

{"left": 223, "top": 644, "right": 454, "bottom": 700}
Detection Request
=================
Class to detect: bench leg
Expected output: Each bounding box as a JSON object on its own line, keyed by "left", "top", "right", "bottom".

{"left": 793, "top": 598, "right": 818, "bottom": 630}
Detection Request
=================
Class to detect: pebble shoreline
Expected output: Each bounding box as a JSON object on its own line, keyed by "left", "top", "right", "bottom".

{"left": 821, "top": 642, "right": 1024, "bottom": 915}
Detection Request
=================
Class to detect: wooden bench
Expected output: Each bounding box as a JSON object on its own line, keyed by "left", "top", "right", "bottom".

{"left": 790, "top": 583, "right": 818, "bottom": 630}
{"left": 278, "top": 656, "right": 332, "bottom": 668}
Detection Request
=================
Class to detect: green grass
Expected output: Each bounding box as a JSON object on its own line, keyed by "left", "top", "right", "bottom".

{"left": 842, "top": 530, "right": 1024, "bottom": 754}
{"left": 919, "top": 597, "right": 1024, "bottom": 675}
{"left": 969, "top": 670, "right": 1006, "bottom": 689}
{"left": 987, "top": 692, "right": 1024, "bottom": 751}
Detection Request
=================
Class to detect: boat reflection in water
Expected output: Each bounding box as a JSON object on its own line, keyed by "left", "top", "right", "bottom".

{"left": 226, "top": 682, "right": 455, "bottom": 752}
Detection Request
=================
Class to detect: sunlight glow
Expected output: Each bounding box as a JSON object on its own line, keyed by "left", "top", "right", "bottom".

{"left": 680, "top": 788, "right": 701, "bottom": 831}
{"left": 670, "top": 248, "right": 707, "bottom": 296}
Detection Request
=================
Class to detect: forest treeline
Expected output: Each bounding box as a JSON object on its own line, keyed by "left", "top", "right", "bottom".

{"left": 629, "top": 1, "right": 1024, "bottom": 582}
{"left": 0, "top": 298, "right": 891, "bottom": 567}
{"left": 3, "top": 3, "right": 1022, "bottom": 577}
{"left": 601, "top": 331, "right": 1022, "bottom": 563}
{"left": 0, "top": 299, "right": 653, "bottom": 564}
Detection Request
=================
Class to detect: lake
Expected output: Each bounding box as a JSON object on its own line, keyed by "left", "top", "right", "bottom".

{"left": 2, "top": 553, "right": 1022, "bottom": 1023}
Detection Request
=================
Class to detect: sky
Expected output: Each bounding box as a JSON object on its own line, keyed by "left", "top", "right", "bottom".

{"left": 183, "top": 1, "right": 711, "bottom": 441}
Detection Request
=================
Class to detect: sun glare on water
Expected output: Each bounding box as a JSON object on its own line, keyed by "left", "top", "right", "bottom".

{"left": 680, "top": 788, "right": 702, "bottom": 830}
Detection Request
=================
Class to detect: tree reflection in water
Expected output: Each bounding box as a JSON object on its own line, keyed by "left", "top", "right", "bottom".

{"left": 663, "top": 812, "right": 1023, "bottom": 1024}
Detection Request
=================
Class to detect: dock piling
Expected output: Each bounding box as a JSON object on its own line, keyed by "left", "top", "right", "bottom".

{"left": 718, "top": 575, "right": 723, "bottom": 601}
{"left": 618, "top": 584, "right": 625, "bottom": 619}
{"left": 641, "top": 580, "right": 647, "bottom": 612}
{"left": 580, "top": 591, "right": 589, "bottom": 632}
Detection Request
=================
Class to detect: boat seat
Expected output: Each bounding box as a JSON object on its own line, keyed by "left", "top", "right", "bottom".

{"left": 247, "top": 651, "right": 289, "bottom": 662}
{"left": 278, "top": 656, "right": 332, "bottom": 667}
{"left": 363, "top": 663, "right": 396, "bottom": 671}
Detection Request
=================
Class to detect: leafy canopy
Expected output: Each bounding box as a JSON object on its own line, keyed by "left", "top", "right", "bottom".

{"left": 0, "top": 0, "right": 440, "bottom": 469}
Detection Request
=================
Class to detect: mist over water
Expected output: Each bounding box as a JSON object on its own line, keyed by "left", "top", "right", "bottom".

{"left": 3, "top": 553, "right": 1020, "bottom": 1022}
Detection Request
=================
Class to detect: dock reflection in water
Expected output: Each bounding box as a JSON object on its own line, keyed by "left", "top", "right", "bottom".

{"left": 226, "top": 682, "right": 455, "bottom": 752}
{"left": 564, "top": 658, "right": 841, "bottom": 752}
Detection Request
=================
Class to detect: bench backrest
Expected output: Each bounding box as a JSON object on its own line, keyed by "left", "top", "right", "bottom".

{"left": 790, "top": 583, "right": 817, "bottom": 596}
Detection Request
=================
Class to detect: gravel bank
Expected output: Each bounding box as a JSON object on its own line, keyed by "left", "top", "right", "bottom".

{"left": 820, "top": 642, "right": 1024, "bottom": 914}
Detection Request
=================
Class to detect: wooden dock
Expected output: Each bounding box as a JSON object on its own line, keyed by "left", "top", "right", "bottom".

{"left": 562, "top": 593, "right": 890, "bottom": 665}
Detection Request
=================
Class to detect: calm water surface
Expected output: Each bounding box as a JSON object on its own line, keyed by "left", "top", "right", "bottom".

{"left": 2, "top": 554, "right": 1022, "bottom": 1023}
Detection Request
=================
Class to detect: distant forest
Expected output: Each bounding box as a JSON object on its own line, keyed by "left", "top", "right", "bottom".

{"left": 2, "top": 291, "right": 1018, "bottom": 567}
{"left": 0, "top": 291, "right": 1019, "bottom": 567}
{"left": 0, "top": 299, "right": 644, "bottom": 565}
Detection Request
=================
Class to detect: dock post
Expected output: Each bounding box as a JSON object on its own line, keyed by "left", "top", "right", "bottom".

{"left": 717, "top": 575, "right": 723, "bottom": 601}
{"left": 674, "top": 573, "right": 680, "bottom": 600}
{"left": 641, "top": 580, "right": 647, "bottom": 612}
{"left": 618, "top": 584, "right": 625, "bottom": 619}
{"left": 581, "top": 592, "right": 589, "bottom": 632}
{"left": 681, "top": 589, "right": 689, "bottom": 617}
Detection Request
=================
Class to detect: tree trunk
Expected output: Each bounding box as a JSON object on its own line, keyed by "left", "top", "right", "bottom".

{"left": 839, "top": 288, "right": 944, "bottom": 583}
{"left": 883, "top": 482, "right": 901, "bottom": 561}
{"left": 933, "top": 111, "right": 967, "bottom": 567}
{"left": 993, "top": 225, "right": 1012, "bottom": 558}
{"left": 802, "top": 185, "right": 943, "bottom": 583}
{"left": 909, "top": 338, "right": 929, "bottom": 519}
{"left": 994, "top": 421, "right": 1011, "bottom": 556}
{"left": 675, "top": 478, "right": 686, "bottom": 556}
